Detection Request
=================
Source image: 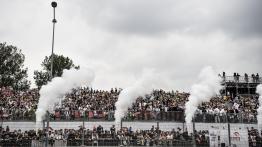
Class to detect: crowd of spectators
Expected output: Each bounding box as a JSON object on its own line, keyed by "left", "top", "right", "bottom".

{"left": 194, "top": 95, "right": 258, "bottom": 123}
{"left": 50, "top": 88, "right": 188, "bottom": 122}
{"left": 0, "top": 87, "right": 38, "bottom": 121}
{"left": 3, "top": 125, "right": 262, "bottom": 147}
{"left": 0, "top": 84, "right": 260, "bottom": 122}
{"left": 248, "top": 127, "right": 262, "bottom": 147}
{"left": 0, "top": 125, "right": 208, "bottom": 146}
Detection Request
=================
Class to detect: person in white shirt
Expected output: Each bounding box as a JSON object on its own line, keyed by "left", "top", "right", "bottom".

{"left": 92, "top": 133, "right": 98, "bottom": 146}
{"left": 207, "top": 107, "right": 214, "bottom": 122}
{"left": 219, "top": 108, "right": 226, "bottom": 122}
{"left": 233, "top": 102, "right": 238, "bottom": 108}
{"left": 167, "top": 132, "right": 173, "bottom": 145}
{"left": 214, "top": 107, "right": 220, "bottom": 123}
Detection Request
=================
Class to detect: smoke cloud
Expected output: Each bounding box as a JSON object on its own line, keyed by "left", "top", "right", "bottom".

{"left": 114, "top": 70, "right": 160, "bottom": 124}
{"left": 256, "top": 84, "right": 262, "bottom": 125}
{"left": 35, "top": 68, "right": 95, "bottom": 122}
{"left": 185, "top": 66, "right": 222, "bottom": 126}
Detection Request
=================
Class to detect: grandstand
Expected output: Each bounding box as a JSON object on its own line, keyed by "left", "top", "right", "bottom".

{"left": 221, "top": 72, "right": 261, "bottom": 97}
{"left": 0, "top": 72, "right": 262, "bottom": 146}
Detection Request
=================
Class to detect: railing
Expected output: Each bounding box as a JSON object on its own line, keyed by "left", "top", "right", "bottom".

{"left": 1, "top": 110, "right": 185, "bottom": 121}
{"left": 194, "top": 113, "right": 257, "bottom": 123}
{"left": 0, "top": 139, "right": 31, "bottom": 147}
{"left": 2, "top": 123, "right": 262, "bottom": 147}
{"left": 3, "top": 131, "right": 262, "bottom": 147}
{"left": 221, "top": 76, "right": 262, "bottom": 83}
{"left": 0, "top": 110, "right": 258, "bottom": 123}
{"left": 0, "top": 138, "right": 203, "bottom": 147}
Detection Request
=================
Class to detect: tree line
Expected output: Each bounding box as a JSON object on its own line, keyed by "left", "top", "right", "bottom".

{"left": 0, "top": 42, "right": 79, "bottom": 90}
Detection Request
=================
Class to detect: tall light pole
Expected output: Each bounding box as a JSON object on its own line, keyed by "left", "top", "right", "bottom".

{"left": 45, "top": 2, "right": 57, "bottom": 147}
{"left": 50, "top": 1, "right": 57, "bottom": 78}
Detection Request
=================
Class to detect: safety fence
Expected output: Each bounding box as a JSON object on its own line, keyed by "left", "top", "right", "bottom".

{"left": 222, "top": 76, "right": 262, "bottom": 83}
{"left": 0, "top": 138, "right": 209, "bottom": 147}
{"left": 1, "top": 121, "right": 261, "bottom": 147}
{"left": 0, "top": 139, "right": 31, "bottom": 147}
{"left": 0, "top": 111, "right": 258, "bottom": 124}
{"left": 2, "top": 134, "right": 260, "bottom": 147}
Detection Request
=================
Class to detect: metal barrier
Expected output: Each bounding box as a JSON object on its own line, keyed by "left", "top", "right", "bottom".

{"left": 0, "top": 138, "right": 212, "bottom": 147}
{"left": 2, "top": 123, "right": 262, "bottom": 147}
{"left": 0, "top": 110, "right": 259, "bottom": 125}
{"left": 1, "top": 135, "right": 260, "bottom": 147}
{"left": 194, "top": 113, "right": 257, "bottom": 124}
{"left": 66, "top": 139, "right": 197, "bottom": 146}
{"left": 222, "top": 76, "right": 262, "bottom": 83}
{"left": 0, "top": 139, "right": 31, "bottom": 147}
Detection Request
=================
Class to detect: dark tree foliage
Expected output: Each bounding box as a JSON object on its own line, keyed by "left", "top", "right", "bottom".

{"left": 34, "top": 54, "right": 79, "bottom": 88}
{"left": 0, "top": 43, "right": 30, "bottom": 90}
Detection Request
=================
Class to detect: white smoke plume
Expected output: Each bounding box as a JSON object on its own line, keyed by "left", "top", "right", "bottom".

{"left": 114, "top": 69, "right": 160, "bottom": 124}
{"left": 35, "top": 68, "right": 95, "bottom": 122}
{"left": 185, "top": 66, "right": 222, "bottom": 126}
{"left": 256, "top": 84, "right": 262, "bottom": 125}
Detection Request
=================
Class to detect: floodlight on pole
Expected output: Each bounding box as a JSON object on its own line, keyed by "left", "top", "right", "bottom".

{"left": 46, "top": 2, "right": 57, "bottom": 147}
{"left": 50, "top": 1, "right": 57, "bottom": 78}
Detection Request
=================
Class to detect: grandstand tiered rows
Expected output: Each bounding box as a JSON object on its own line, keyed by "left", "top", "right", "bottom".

{"left": 0, "top": 74, "right": 262, "bottom": 146}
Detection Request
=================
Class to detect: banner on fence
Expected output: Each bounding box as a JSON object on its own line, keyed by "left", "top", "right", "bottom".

{"left": 209, "top": 125, "right": 228, "bottom": 147}
{"left": 230, "top": 127, "right": 249, "bottom": 147}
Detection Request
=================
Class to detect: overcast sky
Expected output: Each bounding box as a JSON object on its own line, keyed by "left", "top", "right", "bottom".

{"left": 1, "top": 0, "right": 262, "bottom": 91}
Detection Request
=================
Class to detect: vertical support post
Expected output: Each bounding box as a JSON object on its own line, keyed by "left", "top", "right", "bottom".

{"left": 0, "top": 116, "right": 3, "bottom": 130}
{"left": 0, "top": 117, "right": 2, "bottom": 145}
{"left": 248, "top": 83, "right": 250, "bottom": 95}
{"left": 42, "top": 120, "right": 46, "bottom": 147}
{"left": 225, "top": 82, "right": 227, "bottom": 97}
{"left": 192, "top": 120, "right": 196, "bottom": 147}
{"left": 119, "top": 119, "right": 123, "bottom": 146}
{"left": 43, "top": 120, "right": 45, "bottom": 131}
{"left": 157, "top": 121, "right": 160, "bottom": 141}
{"left": 182, "top": 121, "right": 185, "bottom": 132}
{"left": 82, "top": 113, "right": 85, "bottom": 146}
{"left": 120, "top": 119, "right": 123, "bottom": 130}
{"left": 46, "top": 111, "right": 50, "bottom": 147}
{"left": 228, "top": 123, "right": 231, "bottom": 147}
{"left": 236, "top": 81, "right": 239, "bottom": 96}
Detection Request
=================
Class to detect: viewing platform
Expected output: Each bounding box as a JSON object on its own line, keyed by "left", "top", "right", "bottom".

{"left": 221, "top": 76, "right": 261, "bottom": 84}
{"left": 220, "top": 74, "right": 261, "bottom": 96}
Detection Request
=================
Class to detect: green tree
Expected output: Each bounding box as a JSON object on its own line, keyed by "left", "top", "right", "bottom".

{"left": 0, "top": 42, "right": 30, "bottom": 90}
{"left": 34, "top": 54, "right": 79, "bottom": 88}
